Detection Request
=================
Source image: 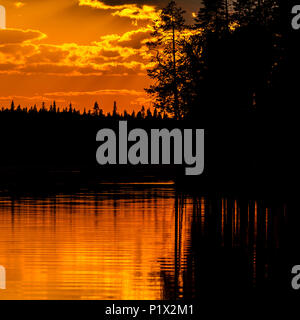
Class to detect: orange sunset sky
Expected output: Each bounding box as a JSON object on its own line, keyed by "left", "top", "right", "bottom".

{"left": 0, "top": 0, "right": 199, "bottom": 113}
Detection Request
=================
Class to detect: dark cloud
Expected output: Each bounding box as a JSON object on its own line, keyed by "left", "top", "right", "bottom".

{"left": 96, "top": 0, "right": 201, "bottom": 22}
{"left": 113, "top": 28, "right": 151, "bottom": 49}
{"left": 0, "top": 63, "right": 17, "bottom": 71}
{"left": 0, "top": 29, "right": 46, "bottom": 45}
{"left": 101, "top": 0, "right": 200, "bottom": 11}
{"left": 26, "top": 46, "right": 69, "bottom": 64}
{"left": 100, "top": 0, "right": 167, "bottom": 6}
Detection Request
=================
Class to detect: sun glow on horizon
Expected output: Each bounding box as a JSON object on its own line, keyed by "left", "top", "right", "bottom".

{"left": 0, "top": 0, "right": 159, "bottom": 113}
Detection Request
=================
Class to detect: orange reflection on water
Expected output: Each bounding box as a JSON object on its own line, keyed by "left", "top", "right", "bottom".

{"left": 0, "top": 187, "right": 191, "bottom": 300}
{"left": 0, "top": 187, "right": 288, "bottom": 300}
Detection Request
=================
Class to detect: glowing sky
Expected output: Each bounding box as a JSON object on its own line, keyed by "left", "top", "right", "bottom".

{"left": 0, "top": 0, "right": 199, "bottom": 113}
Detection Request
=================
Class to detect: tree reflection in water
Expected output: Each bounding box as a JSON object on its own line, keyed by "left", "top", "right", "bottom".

{"left": 161, "top": 193, "right": 289, "bottom": 300}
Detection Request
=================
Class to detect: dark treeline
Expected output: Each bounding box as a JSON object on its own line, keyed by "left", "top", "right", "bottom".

{"left": 0, "top": 100, "right": 169, "bottom": 121}
{"left": 146, "top": 0, "right": 287, "bottom": 121}
{"left": 0, "top": 1, "right": 297, "bottom": 194}
{"left": 144, "top": 0, "right": 295, "bottom": 197}
{"left": 0, "top": 0, "right": 289, "bottom": 123}
{"left": 0, "top": 0, "right": 290, "bottom": 123}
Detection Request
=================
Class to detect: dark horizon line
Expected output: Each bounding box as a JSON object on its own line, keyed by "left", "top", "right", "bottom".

{"left": 0, "top": 100, "right": 170, "bottom": 120}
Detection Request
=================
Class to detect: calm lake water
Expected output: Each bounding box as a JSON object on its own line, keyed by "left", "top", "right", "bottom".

{"left": 0, "top": 183, "right": 289, "bottom": 300}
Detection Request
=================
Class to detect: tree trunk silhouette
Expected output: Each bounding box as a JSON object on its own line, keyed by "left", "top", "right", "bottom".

{"left": 172, "top": 21, "right": 180, "bottom": 120}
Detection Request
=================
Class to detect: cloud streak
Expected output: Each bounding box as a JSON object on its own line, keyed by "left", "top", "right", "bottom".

{"left": 0, "top": 26, "right": 153, "bottom": 76}
{"left": 78, "top": 0, "right": 159, "bottom": 21}
{"left": 0, "top": 28, "right": 46, "bottom": 45}
{"left": 45, "top": 89, "right": 145, "bottom": 97}
{"left": 0, "top": 0, "right": 158, "bottom": 111}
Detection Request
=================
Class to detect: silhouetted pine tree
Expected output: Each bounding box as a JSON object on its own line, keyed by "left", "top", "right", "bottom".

{"left": 195, "top": 0, "right": 228, "bottom": 35}
{"left": 53, "top": 101, "right": 57, "bottom": 113}
{"left": 232, "top": 0, "right": 257, "bottom": 26}
{"left": 146, "top": 1, "right": 186, "bottom": 119}
{"left": 113, "top": 101, "right": 118, "bottom": 118}
{"left": 146, "top": 108, "right": 152, "bottom": 119}
{"left": 93, "top": 102, "right": 99, "bottom": 115}
{"left": 10, "top": 100, "right": 15, "bottom": 112}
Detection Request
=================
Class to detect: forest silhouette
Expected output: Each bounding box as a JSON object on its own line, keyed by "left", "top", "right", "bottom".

{"left": 146, "top": 0, "right": 287, "bottom": 121}
{"left": 0, "top": 0, "right": 289, "bottom": 121}
{"left": 0, "top": 0, "right": 296, "bottom": 196}
{"left": 0, "top": 1, "right": 299, "bottom": 307}
{"left": 0, "top": 100, "right": 169, "bottom": 121}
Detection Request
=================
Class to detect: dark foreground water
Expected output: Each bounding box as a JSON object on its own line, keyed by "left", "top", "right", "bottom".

{"left": 0, "top": 183, "right": 290, "bottom": 300}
